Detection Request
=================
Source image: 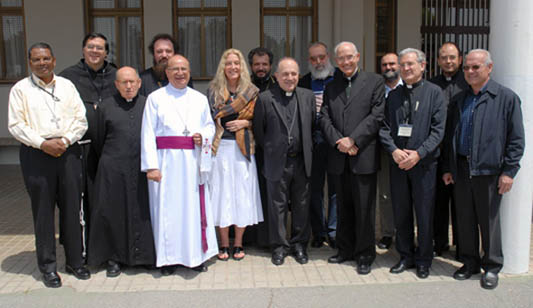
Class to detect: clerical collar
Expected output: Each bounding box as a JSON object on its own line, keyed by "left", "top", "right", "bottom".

{"left": 405, "top": 79, "right": 423, "bottom": 89}
{"left": 281, "top": 89, "right": 294, "bottom": 97}
{"left": 167, "top": 83, "right": 187, "bottom": 94}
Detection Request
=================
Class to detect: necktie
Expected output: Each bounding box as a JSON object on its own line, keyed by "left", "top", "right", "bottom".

{"left": 346, "top": 77, "right": 351, "bottom": 98}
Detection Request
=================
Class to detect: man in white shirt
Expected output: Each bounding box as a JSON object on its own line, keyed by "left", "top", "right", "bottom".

{"left": 8, "top": 42, "right": 89, "bottom": 288}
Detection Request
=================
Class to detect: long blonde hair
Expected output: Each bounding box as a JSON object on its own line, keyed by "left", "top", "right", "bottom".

{"left": 208, "top": 48, "right": 252, "bottom": 109}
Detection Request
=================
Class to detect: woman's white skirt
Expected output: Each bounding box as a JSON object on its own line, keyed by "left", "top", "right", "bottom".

{"left": 209, "top": 139, "right": 264, "bottom": 227}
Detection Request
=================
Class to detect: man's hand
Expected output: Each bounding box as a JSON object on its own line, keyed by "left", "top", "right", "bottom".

{"left": 225, "top": 120, "right": 250, "bottom": 132}
{"left": 336, "top": 137, "right": 355, "bottom": 153}
{"left": 147, "top": 169, "right": 162, "bottom": 182}
{"left": 347, "top": 145, "right": 358, "bottom": 156}
{"left": 392, "top": 149, "right": 409, "bottom": 165}
{"left": 498, "top": 174, "right": 513, "bottom": 195}
{"left": 192, "top": 133, "right": 202, "bottom": 146}
{"left": 398, "top": 149, "right": 420, "bottom": 171}
{"left": 442, "top": 172, "right": 454, "bottom": 185}
{"left": 41, "top": 139, "right": 66, "bottom": 158}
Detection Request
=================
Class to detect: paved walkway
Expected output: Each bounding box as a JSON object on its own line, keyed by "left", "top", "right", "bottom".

{"left": 0, "top": 165, "right": 531, "bottom": 295}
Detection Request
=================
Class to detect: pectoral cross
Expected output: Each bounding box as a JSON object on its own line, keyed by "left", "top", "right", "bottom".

{"left": 183, "top": 127, "right": 190, "bottom": 136}
{"left": 51, "top": 115, "right": 61, "bottom": 129}
{"left": 288, "top": 136, "right": 293, "bottom": 145}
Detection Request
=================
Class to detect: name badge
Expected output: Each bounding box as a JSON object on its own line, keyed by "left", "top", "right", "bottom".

{"left": 398, "top": 124, "right": 413, "bottom": 137}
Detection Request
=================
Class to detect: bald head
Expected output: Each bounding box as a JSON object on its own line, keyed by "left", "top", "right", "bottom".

{"left": 165, "top": 54, "right": 191, "bottom": 89}
{"left": 115, "top": 66, "right": 141, "bottom": 101}
{"left": 275, "top": 57, "right": 299, "bottom": 93}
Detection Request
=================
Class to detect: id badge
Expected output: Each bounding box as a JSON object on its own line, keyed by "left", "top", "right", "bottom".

{"left": 398, "top": 124, "right": 413, "bottom": 137}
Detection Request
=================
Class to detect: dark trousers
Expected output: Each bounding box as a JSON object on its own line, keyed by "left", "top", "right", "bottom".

{"left": 433, "top": 169, "right": 458, "bottom": 250}
{"left": 334, "top": 160, "right": 377, "bottom": 265}
{"left": 390, "top": 160, "right": 436, "bottom": 267}
{"left": 243, "top": 146, "right": 270, "bottom": 248}
{"left": 267, "top": 156, "right": 311, "bottom": 253}
{"left": 20, "top": 144, "right": 84, "bottom": 273}
{"left": 310, "top": 134, "right": 337, "bottom": 239}
{"left": 454, "top": 156, "right": 503, "bottom": 273}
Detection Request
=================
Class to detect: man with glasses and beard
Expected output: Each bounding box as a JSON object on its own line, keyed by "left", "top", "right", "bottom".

{"left": 298, "top": 42, "right": 339, "bottom": 249}
{"left": 376, "top": 52, "right": 402, "bottom": 250}
{"left": 139, "top": 33, "right": 193, "bottom": 96}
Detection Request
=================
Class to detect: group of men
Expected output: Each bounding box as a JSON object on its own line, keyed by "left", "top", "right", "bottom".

{"left": 8, "top": 31, "right": 524, "bottom": 291}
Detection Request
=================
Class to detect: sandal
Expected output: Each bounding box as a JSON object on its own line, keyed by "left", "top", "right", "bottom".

{"left": 217, "top": 247, "right": 230, "bottom": 261}
{"left": 232, "top": 246, "right": 245, "bottom": 261}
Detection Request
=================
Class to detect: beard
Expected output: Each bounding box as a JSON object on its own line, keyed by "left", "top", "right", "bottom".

{"left": 309, "top": 60, "right": 335, "bottom": 80}
{"left": 153, "top": 58, "right": 168, "bottom": 80}
{"left": 382, "top": 69, "right": 400, "bottom": 82}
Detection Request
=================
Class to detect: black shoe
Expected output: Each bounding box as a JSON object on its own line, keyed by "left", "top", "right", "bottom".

{"left": 327, "top": 236, "right": 337, "bottom": 249}
{"left": 160, "top": 265, "right": 176, "bottom": 276}
{"left": 453, "top": 265, "right": 480, "bottom": 280}
{"left": 416, "top": 265, "right": 430, "bottom": 279}
{"left": 191, "top": 263, "right": 208, "bottom": 272}
{"left": 328, "top": 254, "right": 351, "bottom": 264}
{"left": 377, "top": 236, "right": 393, "bottom": 249}
{"left": 65, "top": 265, "right": 91, "bottom": 280}
{"left": 293, "top": 250, "right": 308, "bottom": 264}
{"left": 271, "top": 251, "right": 287, "bottom": 266}
{"left": 42, "top": 272, "right": 62, "bottom": 288}
{"left": 480, "top": 272, "right": 499, "bottom": 290}
{"left": 390, "top": 260, "right": 415, "bottom": 274}
{"left": 357, "top": 263, "right": 371, "bottom": 275}
{"left": 106, "top": 260, "right": 121, "bottom": 278}
{"left": 311, "top": 237, "right": 325, "bottom": 248}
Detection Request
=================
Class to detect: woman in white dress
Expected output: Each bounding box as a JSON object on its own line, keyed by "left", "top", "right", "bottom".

{"left": 208, "top": 48, "right": 263, "bottom": 261}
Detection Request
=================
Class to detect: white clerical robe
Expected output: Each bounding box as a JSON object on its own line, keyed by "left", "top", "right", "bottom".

{"left": 141, "top": 84, "right": 218, "bottom": 267}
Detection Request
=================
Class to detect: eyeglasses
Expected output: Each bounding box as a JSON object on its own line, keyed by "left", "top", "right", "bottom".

{"left": 166, "top": 67, "right": 188, "bottom": 72}
{"left": 336, "top": 54, "right": 356, "bottom": 62}
{"left": 310, "top": 54, "right": 327, "bottom": 62}
{"left": 85, "top": 44, "right": 105, "bottom": 51}
{"left": 463, "top": 64, "right": 483, "bottom": 71}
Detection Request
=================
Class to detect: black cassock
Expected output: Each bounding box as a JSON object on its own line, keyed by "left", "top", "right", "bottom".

{"left": 88, "top": 94, "right": 155, "bottom": 266}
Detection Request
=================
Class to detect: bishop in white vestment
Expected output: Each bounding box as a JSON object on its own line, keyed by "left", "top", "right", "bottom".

{"left": 141, "top": 55, "right": 217, "bottom": 273}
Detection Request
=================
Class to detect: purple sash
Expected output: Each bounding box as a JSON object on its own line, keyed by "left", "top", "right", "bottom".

{"left": 155, "top": 136, "right": 208, "bottom": 253}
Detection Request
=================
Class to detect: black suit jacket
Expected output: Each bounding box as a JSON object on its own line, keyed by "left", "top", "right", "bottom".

{"left": 320, "top": 70, "right": 385, "bottom": 175}
{"left": 253, "top": 86, "right": 315, "bottom": 182}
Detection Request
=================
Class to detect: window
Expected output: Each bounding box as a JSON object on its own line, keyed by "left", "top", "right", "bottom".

{"left": 375, "top": 0, "right": 396, "bottom": 73}
{"left": 0, "top": 0, "right": 26, "bottom": 82}
{"left": 421, "top": 0, "right": 490, "bottom": 77}
{"left": 85, "top": 0, "right": 144, "bottom": 71}
{"left": 261, "top": 0, "right": 317, "bottom": 75}
{"left": 174, "top": 0, "right": 231, "bottom": 79}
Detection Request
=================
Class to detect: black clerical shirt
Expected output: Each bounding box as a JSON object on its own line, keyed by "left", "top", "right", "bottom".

{"left": 278, "top": 90, "right": 302, "bottom": 154}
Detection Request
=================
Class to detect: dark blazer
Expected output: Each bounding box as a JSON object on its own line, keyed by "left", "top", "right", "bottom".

{"left": 442, "top": 79, "right": 525, "bottom": 179}
{"left": 253, "top": 86, "right": 315, "bottom": 182}
{"left": 320, "top": 70, "right": 385, "bottom": 175}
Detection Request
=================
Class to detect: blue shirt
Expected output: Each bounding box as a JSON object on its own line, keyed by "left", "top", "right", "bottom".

{"left": 457, "top": 89, "right": 483, "bottom": 156}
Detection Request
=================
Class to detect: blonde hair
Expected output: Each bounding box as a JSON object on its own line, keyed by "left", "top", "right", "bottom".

{"left": 208, "top": 48, "right": 252, "bottom": 108}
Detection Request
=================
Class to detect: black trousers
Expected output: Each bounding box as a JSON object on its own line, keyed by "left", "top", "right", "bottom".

{"left": 454, "top": 156, "right": 503, "bottom": 273}
{"left": 334, "top": 160, "right": 377, "bottom": 265}
{"left": 267, "top": 156, "right": 311, "bottom": 253}
{"left": 433, "top": 168, "right": 458, "bottom": 251}
{"left": 20, "top": 144, "right": 84, "bottom": 273}
{"left": 243, "top": 146, "right": 270, "bottom": 248}
{"left": 309, "top": 133, "right": 337, "bottom": 240}
{"left": 390, "top": 160, "right": 436, "bottom": 267}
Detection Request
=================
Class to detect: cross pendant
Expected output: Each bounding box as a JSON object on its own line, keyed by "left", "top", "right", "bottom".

{"left": 51, "top": 116, "right": 60, "bottom": 129}
{"left": 183, "top": 127, "right": 190, "bottom": 136}
{"left": 288, "top": 136, "right": 293, "bottom": 144}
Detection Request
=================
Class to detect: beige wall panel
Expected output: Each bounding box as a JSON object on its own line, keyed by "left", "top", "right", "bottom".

{"left": 143, "top": 0, "right": 173, "bottom": 70}
{"left": 397, "top": 0, "right": 421, "bottom": 51}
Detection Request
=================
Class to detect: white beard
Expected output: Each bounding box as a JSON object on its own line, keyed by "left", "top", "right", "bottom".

{"left": 309, "top": 61, "right": 335, "bottom": 80}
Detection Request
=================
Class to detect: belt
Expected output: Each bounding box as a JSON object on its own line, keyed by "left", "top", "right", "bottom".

{"left": 287, "top": 152, "right": 301, "bottom": 158}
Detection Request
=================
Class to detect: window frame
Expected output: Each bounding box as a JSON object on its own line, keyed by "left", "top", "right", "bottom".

{"left": 173, "top": 0, "right": 232, "bottom": 80}
{"left": 375, "top": 0, "right": 397, "bottom": 73}
{"left": 84, "top": 0, "right": 145, "bottom": 69}
{"left": 260, "top": 0, "right": 318, "bottom": 59}
{"left": 0, "top": 1, "right": 27, "bottom": 84}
